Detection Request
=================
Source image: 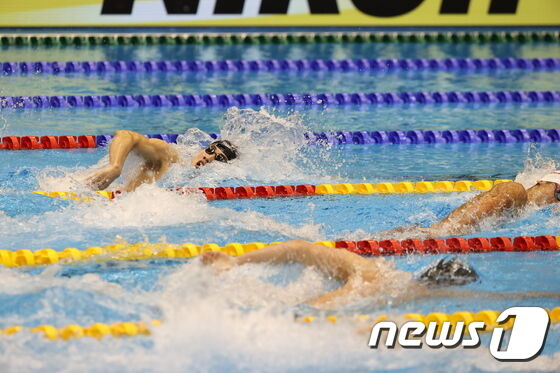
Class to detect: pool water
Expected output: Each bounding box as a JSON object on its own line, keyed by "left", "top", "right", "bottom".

{"left": 0, "top": 33, "right": 559, "bottom": 372}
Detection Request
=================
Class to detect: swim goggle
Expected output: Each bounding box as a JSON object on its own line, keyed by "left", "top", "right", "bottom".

{"left": 555, "top": 183, "right": 560, "bottom": 202}
{"left": 204, "top": 144, "right": 229, "bottom": 163}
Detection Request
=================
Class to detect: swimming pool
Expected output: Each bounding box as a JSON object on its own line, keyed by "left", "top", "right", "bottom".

{"left": 0, "top": 30, "right": 559, "bottom": 372}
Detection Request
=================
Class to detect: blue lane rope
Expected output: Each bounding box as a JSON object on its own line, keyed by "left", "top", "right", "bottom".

{"left": 3, "top": 127, "right": 560, "bottom": 150}
{"left": 1, "top": 90, "right": 559, "bottom": 110}
{"left": 93, "top": 128, "right": 560, "bottom": 146}
{"left": 2, "top": 57, "right": 559, "bottom": 75}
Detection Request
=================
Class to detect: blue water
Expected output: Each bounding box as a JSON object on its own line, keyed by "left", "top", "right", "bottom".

{"left": 0, "top": 34, "right": 559, "bottom": 373}
{"left": 2, "top": 104, "right": 560, "bottom": 135}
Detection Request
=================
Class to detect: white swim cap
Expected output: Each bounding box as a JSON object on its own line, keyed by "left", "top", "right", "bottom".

{"left": 539, "top": 171, "right": 560, "bottom": 184}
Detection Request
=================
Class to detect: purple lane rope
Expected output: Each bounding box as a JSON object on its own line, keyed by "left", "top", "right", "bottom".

{"left": 1, "top": 90, "right": 559, "bottom": 110}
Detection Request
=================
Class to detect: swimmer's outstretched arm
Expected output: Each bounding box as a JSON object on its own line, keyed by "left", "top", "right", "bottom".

{"left": 427, "top": 182, "right": 528, "bottom": 236}
{"left": 235, "top": 240, "right": 359, "bottom": 281}
{"left": 377, "top": 182, "right": 530, "bottom": 239}
{"left": 86, "top": 130, "right": 178, "bottom": 191}
{"left": 202, "top": 240, "right": 374, "bottom": 309}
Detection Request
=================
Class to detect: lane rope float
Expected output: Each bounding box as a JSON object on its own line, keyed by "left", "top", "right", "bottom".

{"left": 0, "top": 320, "right": 161, "bottom": 340}
{"left": 4, "top": 127, "right": 560, "bottom": 151}
{"left": 1, "top": 234, "right": 558, "bottom": 268}
{"left": 0, "top": 31, "right": 558, "bottom": 47}
{"left": 32, "top": 179, "right": 514, "bottom": 202}
{"left": 3, "top": 57, "right": 559, "bottom": 76}
{"left": 300, "top": 307, "right": 560, "bottom": 333}
{"left": 4, "top": 307, "right": 558, "bottom": 341}
{"left": 1, "top": 90, "right": 558, "bottom": 110}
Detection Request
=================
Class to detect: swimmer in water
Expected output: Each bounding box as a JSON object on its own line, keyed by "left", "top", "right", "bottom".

{"left": 201, "top": 240, "right": 558, "bottom": 310}
{"left": 86, "top": 130, "right": 238, "bottom": 191}
{"left": 378, "top": 172, "right": 560, "bottom": 239}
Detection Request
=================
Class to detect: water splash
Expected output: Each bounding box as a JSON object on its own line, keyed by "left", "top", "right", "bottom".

{"left": 0, "top": 184, "right": 324, "bottom": 251}
{"left": 71, "top": 185, "right": 324, "bottom": 240}
{"left": 170, "top": 107, "right": 332, "bottom": 187}
{"left": 220, "top": 107, "right": 308, "bottom": 152}
{"left": 514, "top": 147, "right": 560, "bottom": 189}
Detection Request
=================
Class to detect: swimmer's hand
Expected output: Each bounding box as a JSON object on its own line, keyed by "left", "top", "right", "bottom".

{"left": 86, "top": 165, "right": 121, "bottom": 190}
{"left": 201, "top": 251, "right": 236, "bottom": 272}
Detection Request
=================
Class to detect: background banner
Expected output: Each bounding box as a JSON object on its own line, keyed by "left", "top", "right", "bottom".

{"left": 0, "top": 0, "right": 558, "bottom": 27}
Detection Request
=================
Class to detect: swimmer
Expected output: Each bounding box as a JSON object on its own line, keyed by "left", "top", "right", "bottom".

{"left": 86, "top": 130, "right": 238, "bottom": 191}
{"left": 201, "top": 240, "right": 558, "bottom": 310}
{"left": 379, "top": 172, "right": 560, "bottom": 239}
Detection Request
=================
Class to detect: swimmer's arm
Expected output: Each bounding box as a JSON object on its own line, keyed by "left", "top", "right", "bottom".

{"left": 110, "top": 130, "right": 178, "bottom": 170}
{"left": 236, "top": 240, "right": 357, "bottom": 281}
{"left": 87, "top": 130, "right": 177, "bottom": 190}
{"left": 235, "top": 241, "right": 365, "bottom": 309}
{"left": 428, "top": 182, "right": 528, "bottom": 236}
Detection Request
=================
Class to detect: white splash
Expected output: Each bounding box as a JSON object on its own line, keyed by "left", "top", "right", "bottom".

{"left": 169, "top": 107, "right": 330, "bottom": 186}
{"left": 514, "top": 150, "right": 560, "bottom": 189}
{"left": 36, "top": 107, "right": 331, "bottom": 192}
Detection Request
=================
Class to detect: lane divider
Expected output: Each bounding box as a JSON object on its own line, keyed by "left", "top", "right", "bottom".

{"left": 3, "top": 57, "right": 559, "bottom": 75}
{"left": 4, "top": 127, "right": 560, "bottom": 151}
{"left": 0, "top": 31, "right": 558, "bottom": 47}
{"left": 1, "top": 320, "right": 161, "bottom": 340}
{"left": 1, "top": 234, "right": 557, "bottom": 268}
{"left": 5, "top": 307, "right": 559, "bottom": 341}
{"left": 32, "top": 179, "right": 514, "bottom": 202}
{"left": 300, "top": 307, "right": 560, "bottom": 333}
{"left": 1, "top": 90, "right": 558, "bottom": 110}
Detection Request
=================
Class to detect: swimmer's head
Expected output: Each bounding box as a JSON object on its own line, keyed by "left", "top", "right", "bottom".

{"left": 419, "top": 257, "right": 478, "bottom": 287}
{"left": 191, "top": 140, "right": 239, "bottom": 169}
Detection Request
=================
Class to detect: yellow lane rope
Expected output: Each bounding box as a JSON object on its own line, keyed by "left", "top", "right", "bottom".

{"left": 1, "top": 320, "right": 161, "bottom": 340}
{"left": 32, "top": 179, "right": 513, "bottom": 203}
{"left": 0, "top": 241, "right": 265, "bottom": 267}
{"left": 300, "top": 307, "right": 560, "bottom": 334}
{"left": 3, "top": 307, "right": 558, "bottom": 341}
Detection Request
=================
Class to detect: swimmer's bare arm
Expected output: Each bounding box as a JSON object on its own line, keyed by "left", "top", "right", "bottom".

{"left": 86, "top": 130, "right": 179, "bottom": 191}
{"left": 202, "top": 240, "right": 373, "bottom": 308}
{"left": 427, "top": 182, "right": 528, "bottom": 235}
{"left": 234, "top": 240, "right": 366, "bottom": 282}
{"left": 379, "top": 182, "right": 530, "bottom": 239}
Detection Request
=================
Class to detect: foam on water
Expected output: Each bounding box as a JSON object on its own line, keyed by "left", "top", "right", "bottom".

{"left": 0, "top": 184, "right": 324, "bottom": 252}
{"left": 72, "top": 185, "right": 324, "bottom": 240}
{"left": 170, "top": 107, "right": 332, "bottom": 187}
